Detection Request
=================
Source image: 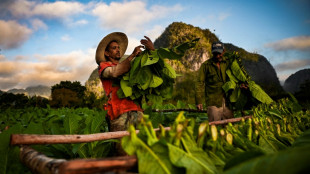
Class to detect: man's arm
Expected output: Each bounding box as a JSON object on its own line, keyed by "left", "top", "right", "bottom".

{"left": 102, "top": 46, "right": 143, "bottom": 78}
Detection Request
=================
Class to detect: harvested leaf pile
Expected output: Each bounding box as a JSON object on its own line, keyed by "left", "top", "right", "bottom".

{"left": 116, "top": 39, "right": 199, "bottom": 106}
{"left": 223, "top": 52, "right": 274, "bottom": 110}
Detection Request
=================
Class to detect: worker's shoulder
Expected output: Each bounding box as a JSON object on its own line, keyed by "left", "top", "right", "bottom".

{"left": 201, "top": 59, "right": 213, "bottom": 66}
{"left": 99, "top": 61, "right": 114, "bottom": 67}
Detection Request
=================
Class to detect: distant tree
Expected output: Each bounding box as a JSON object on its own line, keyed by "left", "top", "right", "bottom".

{"left": 51, "top": 81, "right": 86, "bottom": 99}
{"left": 27, "top": 96, "right": 49, "bottom": 108}
{"left": 0, "top": 93, "right": 29, "bottom": 109}
{"left": 50, "top": 81, "right": 86, "bottom": 108}
{"left": 83, "top": 91, "right": 107, "bottom": 109}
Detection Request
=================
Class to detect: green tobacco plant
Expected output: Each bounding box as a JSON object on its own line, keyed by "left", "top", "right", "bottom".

{"left": 222, "top": 52, "right": 273, "bottom": 110}
{"left": 122, "top": 112, "right": 220, "bottom": 174}
{"left": 122, "top": 98, "right": 309, "bottom": 174}
{"left": 0, "top": 107, "right": 112, "bottom": 174}
{"left": 1, "top": 97, "right": 309, "bottom": 174}
{"left": 117, "top": 39, "right": 200, "bottom": 106}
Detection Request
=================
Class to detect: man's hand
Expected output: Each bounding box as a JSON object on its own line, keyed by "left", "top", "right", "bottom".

{"left": 131, "top": 45, "right": 144, "bottom": 57}
{"left": 197, "top": 104, "right": 203, "bottom": 110}
{"left": 140, "top": 36, "right": 155, "bottom": 51}
{"left": 240, "top": 83, "right": 249, "bottom": 90}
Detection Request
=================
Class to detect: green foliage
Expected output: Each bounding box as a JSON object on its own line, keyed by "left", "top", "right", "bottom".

{"left": 224, "top": 143, "right": 310, "bottom": 174}
{"left": 83, "top": 91, "right": 107, "bottom": 109}
{"left": 50, "top": 81, "right": 86, "bottom": 108}
{"left": 51, "top": 81, "right": 86, "bottom": 98}
{"left": 0, "top": 124, "right": 29, "bottom": 174}
{"left": 122, "top": 97, "right": 310, "bottom": 174}
{"left": 223, "top": 52, "right": 273, "bottom": 110}
{"left": 0, "top": 107, "right": 111, "bottom": 174}
{"left": 1, "top": 96, "right": 309, "bottom": 173}
{"left": 142, "top": 100, "right": 208, "bottom": 128}
{"left": 0, "top": 93, "right": 49, "bottom": 109}
{"left": 0, "top": 93, "right": 29, "bottom": 109}
{"left": 117, "top": 39, "right": 199, "bottom": 106}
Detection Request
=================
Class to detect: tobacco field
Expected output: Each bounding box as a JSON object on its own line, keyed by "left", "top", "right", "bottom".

{"left": 0, "top": 97, "right": 310, "bottom": 173}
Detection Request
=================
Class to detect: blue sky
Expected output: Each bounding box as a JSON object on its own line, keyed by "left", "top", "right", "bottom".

{"left": 0, "top": 0, "right": 309, "bottom": 90}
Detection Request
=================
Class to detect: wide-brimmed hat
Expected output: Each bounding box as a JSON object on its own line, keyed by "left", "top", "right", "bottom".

{"left": 95, "top": 32, "right": 128, "bottom": 65}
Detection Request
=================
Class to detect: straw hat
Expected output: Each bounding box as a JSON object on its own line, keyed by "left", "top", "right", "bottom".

{"left": 95, "top": 32, "right": 128, "bottom": 65}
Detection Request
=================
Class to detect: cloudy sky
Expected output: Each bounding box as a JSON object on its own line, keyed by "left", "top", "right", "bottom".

{"left": 0, "top": 0, "right": 309, "bottom": 90}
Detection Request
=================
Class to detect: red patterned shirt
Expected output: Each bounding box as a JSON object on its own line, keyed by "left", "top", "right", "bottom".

{"left": 98, "top": 62, "right": 142, "bottom": 120}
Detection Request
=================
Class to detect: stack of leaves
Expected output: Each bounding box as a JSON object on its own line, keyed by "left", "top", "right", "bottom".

{"left": 121, "top": 96, "right": 310, "bottom": 174}
{"left": 222, "top": 52, "right": 274, "bottom": 110}
{"left": 116, "top": 39, "right": 199, "bottom": 106}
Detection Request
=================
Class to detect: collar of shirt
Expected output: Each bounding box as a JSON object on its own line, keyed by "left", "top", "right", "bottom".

{"left": 211, "top": 56, "right": 228, "bottom": 63}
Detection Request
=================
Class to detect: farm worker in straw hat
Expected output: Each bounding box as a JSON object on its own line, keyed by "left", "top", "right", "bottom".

{"left": 96, "top": 32, "right": 155, "bottom": 132}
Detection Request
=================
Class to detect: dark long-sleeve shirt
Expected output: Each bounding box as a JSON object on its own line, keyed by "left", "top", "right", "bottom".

{"left": 195, "top": 56, "right": 231, "bottom": 107}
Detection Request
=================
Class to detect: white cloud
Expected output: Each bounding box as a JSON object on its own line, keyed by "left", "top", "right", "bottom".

{"left": 0, "top": 49, "right": 97, "bottom": 90}
{"left": 0, "top": 61, "right": 17, "bottom": 77}
{"left": 72, "top": 19, "right": 88, "bottom": 26}
{"left": 145, "top": 25, "right": 165, "bottom": 41}
{"left": 7, "top": 0, "right": 35, "bottom": 18}
{"left": 0, "top": 55, "right": 5, "bottom": 61}
{"left": 1, "top": 0, "right": 87, "bottom": 49}
{"left": 208, "top": 12, "right": 231, "bottom": 21}
{"left": 0, "top": 77, "right": 19, "bottom": 90}
{"left": 125, "top": 29, "right": 162, "bottom": 56}
{"left": 33, "top": 1, "right": 85, "bottom": 18}
{"left": 31, "top": 18, "right": 48, "bottom": 31}
{"left": 92, "top": 1, "right": 183, "bottom": 34}
{"left": 0, "top": 20, "right": 32, "bottom": 49}
{"left": 265, "top": 36, "right": 310, "bottom": 51}
{"left": 126, "top": 37, "right": 141, "bottom": 55}
{"left": 275, "top": 59, "right": 310, "bottom": 71}
{"left": 61, "top": 35, "right": 71, "bottom": 41}
{"left": 218, "top": 12, "right": 231, "bottom": 21}
{"left": 8, "top": 0, "right": 85, "bottom": 19}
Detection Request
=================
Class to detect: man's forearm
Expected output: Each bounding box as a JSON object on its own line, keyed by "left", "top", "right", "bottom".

{"left": 102, "top": 58, "right": 131, "bottom": 78}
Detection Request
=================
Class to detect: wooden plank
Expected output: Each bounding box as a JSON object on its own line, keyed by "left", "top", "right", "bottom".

{"left": 20, "top": 146, "right": 66, "bottom": 174}
{"left": 209, "top": 116, "right": 252, "bottom": 125}
{"left": 152, "top": 108, "right": 207, "bottom": 113}
{"left": 58, "top": 156, "right": 137, "bottom": 174}
{"left": 19, "top": 146, "right": 137, "bottom": 174}
{"left": 10, "top": 127, "right": 171, "bottom": 145}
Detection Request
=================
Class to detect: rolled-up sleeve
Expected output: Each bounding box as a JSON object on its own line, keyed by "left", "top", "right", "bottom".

{"left": 99, "top": 58, "right": 132, "bottom": 79}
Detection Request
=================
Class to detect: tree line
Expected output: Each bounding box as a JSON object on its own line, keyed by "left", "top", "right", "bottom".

{"left": 0, "top": 81, "right": 107, "bottom": 109}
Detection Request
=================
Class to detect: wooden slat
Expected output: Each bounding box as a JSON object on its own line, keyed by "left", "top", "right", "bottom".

{"left": 58, "top": 156, "right": 137, "bottom": 174}
{"left": 152, "top": 108, "right": 207, "bottom": 113}
{"left": 209, "top": 115, "right": 252, "bottom": 125}
{"left": 19, "top": 146, "right": 137, "bottom": 174}
{"left": 20, "top": 146, "right": 66, "bottom": 174}
{"left": 10, "top": 127, "right": 171, "bottom": 145}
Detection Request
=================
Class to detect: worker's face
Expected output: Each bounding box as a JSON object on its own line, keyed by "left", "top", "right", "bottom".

{"left": 212, "top": 51, "right": 224, "bottom": 60}
{"left": 105, "top": 41, "right": 121, "bottom": 61}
